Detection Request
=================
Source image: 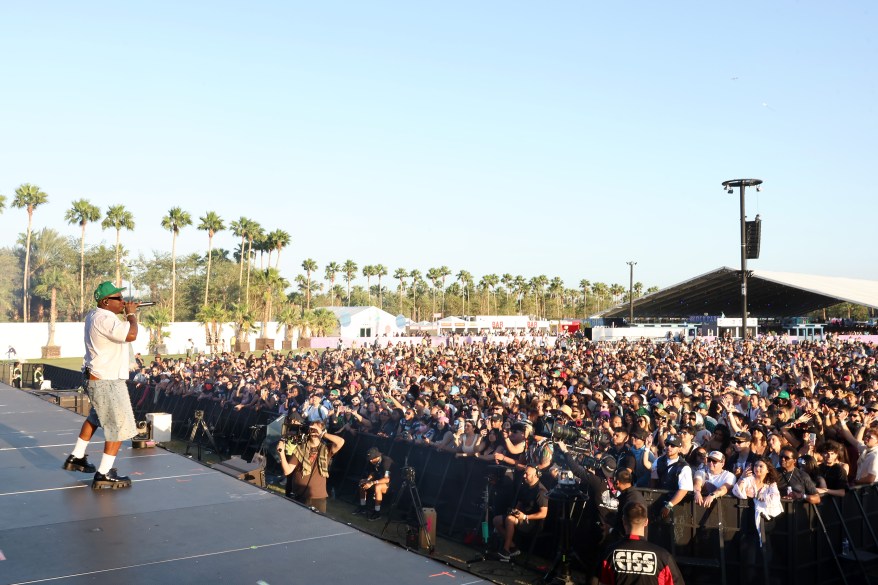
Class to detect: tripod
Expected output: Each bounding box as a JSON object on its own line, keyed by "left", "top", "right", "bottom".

{"left": 467, "top": 465, "right": 513, "bottom": 566}
{"left": 381, "top": 466, "right": 434, "bottom": 553}
{"left": 541, "top": 487, "right": 587, "bottom": 585}
{"left": 185, "top": 410, "right": 220, "bottom": 461}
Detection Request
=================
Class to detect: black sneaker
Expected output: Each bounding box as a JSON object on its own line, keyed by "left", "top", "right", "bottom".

{"left": 498, "top": 548, "right": 513, "bottom": 562}
{"left": 367, "top": 510, "right": 382, "bottom": 521}
{"left": 63, "top": 454, "right": 96, "bottom": 473}
{"left": 92, "top": 468, "right": 132, "bottom": 490}
{"left": 352, "top": 505, "right": 368, "bottom": 516}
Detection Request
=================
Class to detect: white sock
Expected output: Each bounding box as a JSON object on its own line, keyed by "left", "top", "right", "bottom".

{"left": 97, "top": 454, "right": 116, "bottom": 475}
{"left": 374, "top": 504, "right": 381, "bottom": 512}
{"left": 71, "top": 438, "right": 89, "bottom": 459}
{"left": 360, "top": 498, "right": 367, "bottom": 506}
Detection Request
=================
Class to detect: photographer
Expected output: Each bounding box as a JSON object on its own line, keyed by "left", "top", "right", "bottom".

{"left": 492, "top": 464, "right": 549, "bottom": 561}
{"left": 276, "top": 420, "right": 345, "bottom": 513}
{"left": 354, "top": 447, "right": 394, "bottom": 521}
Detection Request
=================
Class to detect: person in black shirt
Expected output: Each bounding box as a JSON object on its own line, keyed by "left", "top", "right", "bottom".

{"left": 816, "top": 440, "right": 849, "bottom": 497}
{"left": 598, "top": 501, "right": 686, "bottom": 585}
{"left": 610, "top": 468, "right": 647, "bottom": 542}
{"left": 354, "top": 447, "right": 394, "bottom": 520}
{"left": 776, "top": 446, "right": 821, "bottom": 504}
{"left": 492, "top": 464, "right": 549, "bottom": 561}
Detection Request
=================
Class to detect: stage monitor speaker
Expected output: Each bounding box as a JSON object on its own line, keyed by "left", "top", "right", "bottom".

{"left": 420, "top": 507, "right": 437, "bottom": 551}
{"left": 52, "top": 391, "right": 91, "bottom": 415}
{"left": 213, "top": 455, "right": 266, "bottom": 488}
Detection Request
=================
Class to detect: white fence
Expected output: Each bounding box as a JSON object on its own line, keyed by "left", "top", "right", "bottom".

{"left": 0, "top": 321, "right": 290, "bottom": 360}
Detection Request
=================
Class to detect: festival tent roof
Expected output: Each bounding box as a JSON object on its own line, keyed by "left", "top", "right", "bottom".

{"left": 598, "top": 267, "right": 878, "bottom": 319}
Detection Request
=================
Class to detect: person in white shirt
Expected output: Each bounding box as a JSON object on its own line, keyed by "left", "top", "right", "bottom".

{"left": 693, "top": 451, "right": 736, "bottom": 507}
{"left": 62, "top": 281, "right": 140, "bottom": 489}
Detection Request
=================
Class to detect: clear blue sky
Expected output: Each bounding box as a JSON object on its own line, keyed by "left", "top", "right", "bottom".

{"left": 1, "top": 2, "right": 876, "bottom": 292}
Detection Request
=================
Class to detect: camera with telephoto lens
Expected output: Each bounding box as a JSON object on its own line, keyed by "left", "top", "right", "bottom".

{"left": 552, "top": 424, "right": 585, "bottom": 443}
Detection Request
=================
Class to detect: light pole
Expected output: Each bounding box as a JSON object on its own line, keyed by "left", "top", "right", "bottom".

{"left": 626, "top": 261, "right": 637, "bottom": 323}
{"left": 721, "top": 178, "right": 763, "bottom": 338}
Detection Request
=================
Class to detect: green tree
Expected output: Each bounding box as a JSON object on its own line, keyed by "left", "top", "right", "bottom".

{"left": 33, "top": 266, "right": 74, "bottom": 350}
{"left": 324, "top": 262, "right": 340, "bottom": 306}
{"left": 141, "top": 306, "right": 171, "bottom": 353}
{"left": 363, "top": 265, "right": 376, "bottom": 305}
{"left": 269, "top": 229, "right": 291, "bottom": 268}
{"left": 254, "top": 267, "right": 289, "bottom": 338}
{"left": 456, "top": 270, "right": 473, "bottom": 316}
{"left": 161, "top": 207, "right": 192, "bottom": 322}
{"left": 374, "top": 264, "right": 388, "bottom": 309}
{"left": 301, "top": 258, "right": 318, "bottom": 310}
{"left": 22, "top": 228, "right": 78, "bottom": 321}
{"left": 342, "top": 260, "right": 358, "bottom": 306}
{"left": 394, "top": 267, "right": 408, "bottom": 314}
{"left": 64, "top": 199, "right": 101, "bottom": 317}
{"left": 197, "top": 211, "right": 225, "bottom": 306}
{"left": 579, "top": 279, "right": 591, "bottom": 317}
{"left": 101, "top": 204, "right": 135, "bottom": 287}
{"left": 12, "top": 183, "right": 49, "bottom": 322}
{"left": 230, "top": 302, "right": 258, "bottom": 349}
{"left": 245, "top": 222, "right": 264, "bottom": 307}
{"left": 229, "top": 217, "right": 254, "bottom": 288}
{"left": 0, "top": 193, "right": 6, "bottom": 213}
{"left": 196, "top": 302, "right": 227, "bottom": 354}
{"left": 305, "top": 308, "right": 339, "bottom": 337}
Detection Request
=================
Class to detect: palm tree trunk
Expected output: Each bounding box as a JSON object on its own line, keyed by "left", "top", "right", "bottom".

{"left": 238, "top": 235, "right": 245, "bottom": 287}
{"left": 23, "top": 211, "right": 33, "bottom": 323}
{"left": 204, "top": 234, "right": 214, "bottom": 306}
{"left": 171, "top": 231, "right": 177, "bottom": 322}
{"left": 115, "top": 228, "right": 122, "bottom": 287}
{"left": 79, "top": 223, "right": 86, "bottom": 316}
{"left": 245, "top": 239, "right": 253, "bottom": 307}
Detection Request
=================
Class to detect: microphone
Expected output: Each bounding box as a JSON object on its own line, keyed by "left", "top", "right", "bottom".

{"left": 137, "top": 301, "right": 156, "bottom": 308}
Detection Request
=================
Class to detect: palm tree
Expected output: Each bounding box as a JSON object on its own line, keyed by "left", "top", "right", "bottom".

{"left": 64, "top": 199, "right": 102, "bottom": 316}
{"left": 362, "top": 265, "right": 376, "bottom": 305}
{"left": 0, "top": 193, "right": 6, "bottom": 213}
{"left": 301, "top": 258, "right": 318, "bottom": 310}
{"left": 426, "top": 267, "right": 443, "bottom": 316}
{"left": 141, "top": 307, "right": 172, "bottom": 353}
{"left": 33, "top": 266, "right": 74, "bottom": 354}
{"left": 197, "top": 211, "right": 225, "bottom": 306}
{"left": 579, "top": 279, "right": 591, "bottom": 317}
{"left": 482, "top": 273, "right": 500, "bottom": 314}
{"left": 196, "top": 302, "right": 227, "bottom": 354}
{"left": 409, "top": 269, "right": 423, "bottom": 320}
{"left": 230, "top": 302, "right": 258, "bottom": 351}
{"left": 12, "top": 183, "right": 49, "bottom": 322}
{"left": 276, "top": 303, "right": 305, "bottom": 349}
{"left": 342, "top": 260, "right": 358, "bottom": 306}
{"left": 270, "top": 229, "right": 291, "bottom": 268}
{"left": 456, "top": 270, "right": 472, "bottom": 316}
{"left": 548, "top": 277, "right": 565, "bottom": 319}
{"left": 324, "top": 262, "right": 340, "bottom": 306}
{"left": 245, "top": 222, "right": 264, "bottom": 306}
{"left": 161, "top": 206, "right": 192, "bottom": 322}
{"left": 229, "top": 217, "right": 253, "bottom": 288}
{"left": 254, "top": 267, "right": 289, "bottom": 340}
{"left": 102, "top": 205, "right": 135, "bottom": 288}
{"left": 306, "top": 308, "right": 339, "bottom": 336}
{"left": 393, "top": 267, "right": 408, "bottom": 314}
{"left": 501, "top": 273, "right": 514, "bottom": 310}
{"left": 373, "top": 264, "right": 388, "bottom": 309}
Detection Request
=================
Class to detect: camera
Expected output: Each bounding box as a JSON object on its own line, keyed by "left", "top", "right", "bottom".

{"left": 552, "top": 424, "right": 585, "bottom": 443}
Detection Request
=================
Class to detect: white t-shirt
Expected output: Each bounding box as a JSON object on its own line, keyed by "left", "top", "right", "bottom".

{"left": 695, "top": 468, "right": 736, "bottom": 492}
{"left": 84, "top": 307, "right": 132, "bottom": 380}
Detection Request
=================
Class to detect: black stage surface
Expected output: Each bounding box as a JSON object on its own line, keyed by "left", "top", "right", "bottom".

{"left": 0, "top": 384, "right": 485, "bottom": 585}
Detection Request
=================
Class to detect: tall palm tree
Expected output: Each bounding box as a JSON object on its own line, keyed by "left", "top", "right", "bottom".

{"left": 342, "top": 260, "right": 358, "bottom": 306}
{"left": 12, "top": 183, "right": 49, "bottom": 322}
{"left": 270, "top": 229, "right": 291, "bottom": 268}
{"left": 324, "top": 261, "right": 340, "bottom": 306}
{"left": 0, "top": 193, "right": 6, "bottom": 213}
{"left": 409, "top": 269, "right": 423, "bottom": 319}
{"left": 362, "top": 265, "right": 376, "bottom": 305}
{"left": 426, "top": 267, "right": 443, "bottom": 316}
{"left": 245, "top": 222, "right": 264, "bottom": 307}
{"left": 197, "top": 211, "right": 225, "bottom": 306}
{"left": 579, "top": 279, "right": 591, "bottom": 317}
{"left": 374, "top": 264, "right": 388, "bottom": 309}
{"left": 394, "top": 267, "right": 408, "bottom": 314}
{"left": 254, "top": 267, "right": 289, "bottom": 339}
{"left": 33, "top": 266, "right": 74, "bottom": 352}
{"left": 102, "top": 204, "right": 135, "bottom": 288}
{"left": 548, "top": 277, "right": 565, "bottom": 319}
{"left": 229, "top": 217, "right": 253, "bottom": 288}
{"left": 161, "top": 206, "right": 192, "bottom": 322}
{"left": 456, "top": 270, "right": 472, "bottom": 316}
{"left": 501, "top": 273, "right": 514, "bottom": 310}
{"left": 301, "top": 258, "right": 318, "bottom": 309}
{"left": 482, "top": 273, "right": 499, "bottom": 314}
{"left": 64, "top": 199, "right": 101, "bottom": 316}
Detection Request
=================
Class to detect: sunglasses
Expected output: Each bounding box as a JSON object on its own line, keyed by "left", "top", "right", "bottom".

{"left": 708, "top": 459, "right": 723, "bottom": 464}
{"left": 780, "top": 455, "right": 795, "bottom": 460}
{"left": 105, "top": 296, "right": 123, "bottom": 301}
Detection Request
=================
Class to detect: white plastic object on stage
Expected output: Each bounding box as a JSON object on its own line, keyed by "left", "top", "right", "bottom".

{"left": 146, "top": 412, "right": 172, "bottom": 443}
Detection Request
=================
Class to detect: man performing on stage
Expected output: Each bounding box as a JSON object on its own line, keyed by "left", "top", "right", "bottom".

{"left": 62, "top": 281, "right": 141, "bottom": 489}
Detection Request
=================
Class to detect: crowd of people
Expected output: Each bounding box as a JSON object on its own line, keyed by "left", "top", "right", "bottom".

{"left": 132, "top": 331, "right": 877, "bottom": 578}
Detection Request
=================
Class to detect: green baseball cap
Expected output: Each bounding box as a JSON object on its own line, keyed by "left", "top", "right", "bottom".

{"left": 94, "top": 281, "right": 126, "bottom": 301}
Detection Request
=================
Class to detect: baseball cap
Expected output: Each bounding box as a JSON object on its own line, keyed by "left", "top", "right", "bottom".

{"left": 665, "top": 434, "right": 683, "bottom": 447}
{"left": 94, "top": 281, "right": 125, "bottom": 301}
{"left": 366, "top": 447, "right": 381, "bottom": 460}
{"left": 707, "top": 450, "right": 725, "bottom": 462}
{"left": 600, "top": 456, "right": 617, "bottom": 473}
{"left": 733, "top": 430, "right": 752, "bottom": 442}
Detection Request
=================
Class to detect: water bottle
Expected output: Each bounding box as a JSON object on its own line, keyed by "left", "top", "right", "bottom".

{"left": 331, "top": 487, "right": 337, "bottom": 500}
{"left": 841, "top": 537, "right": 851, "bottom": 556}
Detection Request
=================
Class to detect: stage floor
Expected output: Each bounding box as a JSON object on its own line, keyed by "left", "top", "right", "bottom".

{"left": 0, "top": 384, "right": 485, "bottom": 585}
